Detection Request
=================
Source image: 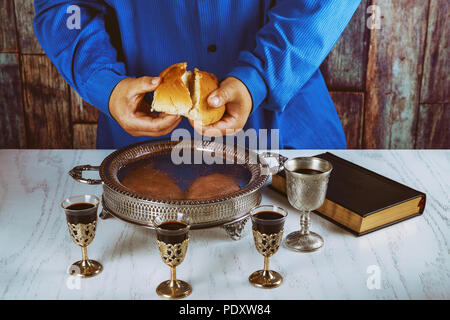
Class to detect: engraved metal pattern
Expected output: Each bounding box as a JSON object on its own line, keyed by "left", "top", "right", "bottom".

{"left": 102, "top": 185, "right": 261, "bottom": 228}
{"left": 285, "top": 170, "right": 331, "bottom": 211}
{"left": 157, "top": 238, "right": 189, "bottom": 267}
{"left": 252, "top": 229, "right": 283, "bottom": 257}
{"left": 67, "top": 221, "right": 97, "bottom": 247}
{"left": 70, "top": 140, "right": 283, "bottom": 230}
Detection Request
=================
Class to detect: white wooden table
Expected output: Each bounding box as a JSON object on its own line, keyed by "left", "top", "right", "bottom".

{"left": 0, "top": 149, "right": 448, "bottom": 299}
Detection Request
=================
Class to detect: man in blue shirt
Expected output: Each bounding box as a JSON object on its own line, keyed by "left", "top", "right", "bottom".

{"left": 34, "top": 0, "right": 360, "bottom": 149}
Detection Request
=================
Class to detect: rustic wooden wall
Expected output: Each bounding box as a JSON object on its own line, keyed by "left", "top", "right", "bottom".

{"left": 0, "top": 0, "right": 448, "bottom": 149}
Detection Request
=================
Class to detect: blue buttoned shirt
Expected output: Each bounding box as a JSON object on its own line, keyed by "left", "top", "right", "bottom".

{"left": 34, "top": 0, "right": 360, "bottom": 149}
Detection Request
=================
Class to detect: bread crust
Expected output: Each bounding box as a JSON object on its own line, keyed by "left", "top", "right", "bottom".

{"left": 151, "top": 62, "right": 192, "bottom": 116}
{"left": 188, "top": 68, "right": 225, "bottom": 125}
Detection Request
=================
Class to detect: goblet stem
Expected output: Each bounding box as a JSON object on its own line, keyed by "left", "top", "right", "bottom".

{"left": 170, "top": 266, "right": 177, "bottom": 285}
{"left": 81, "top": 246, "right": 88, "bottom": 262}
{"left": 299, "top": 211, "right": 311, "bottom": 235}
{"left": 264, "top": 256, "right": 269, "bottom": 271}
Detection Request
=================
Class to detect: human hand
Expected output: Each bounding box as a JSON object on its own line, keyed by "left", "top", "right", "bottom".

{"left": 189, "top": 77, "right": 252, "bottom": 136}
{"left": 109, "top": 76, "right": 181, "bottom": 137}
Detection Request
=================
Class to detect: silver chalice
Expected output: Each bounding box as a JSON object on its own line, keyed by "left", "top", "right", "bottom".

{"left": 284, "top": 157, "right": 332, "bottom": 252}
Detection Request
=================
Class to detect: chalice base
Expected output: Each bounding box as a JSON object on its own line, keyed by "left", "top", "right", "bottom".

{"left": 285, "top": 231, "right": 324, "bottom": 252}
{"left": 249, "top": 270, "right": 283, "bottom": 289}
{"left": 156, "top": 280, "right": 192, "bottom": 299}
{"left": 69, "top": 259, "right": 103, "bottom": 278}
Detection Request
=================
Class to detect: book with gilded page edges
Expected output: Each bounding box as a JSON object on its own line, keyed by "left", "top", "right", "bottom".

{"left": 270, "top": 152, "right": 426, "bottom": 236}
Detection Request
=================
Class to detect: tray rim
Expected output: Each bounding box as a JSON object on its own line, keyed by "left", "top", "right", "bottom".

{"left": 98, "top": 139, "right": 270, "bottom": 205}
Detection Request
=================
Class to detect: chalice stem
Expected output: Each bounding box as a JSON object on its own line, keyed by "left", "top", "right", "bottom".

{"left": 170, "top": 266, "right": 177, "bottom": 285}
{"left": 264, "top": 256, "right": 269, "bottom": 271}
{"left": 300, "top": 211, "right": 310, "bottom": 235}
{"left": 81, "top": 246, "right": 88, "bottom": 262}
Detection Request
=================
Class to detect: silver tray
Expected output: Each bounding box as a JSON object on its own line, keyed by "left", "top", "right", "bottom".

{"left": 69, "top": 139, "right": 285, "bottom": 239}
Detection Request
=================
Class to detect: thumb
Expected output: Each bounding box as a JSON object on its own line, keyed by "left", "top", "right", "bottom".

{"left": 130, "top": 76, "right": 161, "bottom": 95}
{"left": 207, "top": 83, "right": 235, "bottom": 108}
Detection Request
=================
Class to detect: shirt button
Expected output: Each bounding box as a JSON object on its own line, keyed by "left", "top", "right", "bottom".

{"left": 207, "top": 44, "right": 217, "bottom": 53}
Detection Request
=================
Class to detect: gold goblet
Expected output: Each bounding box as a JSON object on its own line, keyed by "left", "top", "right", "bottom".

{"left": 154, "top": 213, "right": 192, "bottom": 299}
{"left": 62, "top": 195, "right": 103, "bottom": 278}
{"left": 249, "top": 205, "right": 288, "bottom": 289}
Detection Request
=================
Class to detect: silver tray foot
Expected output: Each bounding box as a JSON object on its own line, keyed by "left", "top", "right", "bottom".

{"left": 100, "top": 209, "right": 112, "bottom": 220}
{"left": 221, "top": 216, "right": 249, "bottom": 240}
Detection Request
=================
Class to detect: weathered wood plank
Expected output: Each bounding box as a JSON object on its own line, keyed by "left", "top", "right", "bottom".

{"left": 363, "top": 0, "right": 429, "bottom": 148}
{"left": 0, "top": 0, "right": 18, "bottom": 52}
{"left": 320, "top": 0, "right": 368, "bottom": 91}
{"left": 14, "top": 0, "right": 43, "bottom": 54}
{"left": 330, "top": 92, "right": 364, "bottom": 149}
{"left": 70, "top": 88, "right": 99, "bottom": 123}
{"left": 0, "top": 53, "right": 25, "bottom": 148}
{"left": 415, "top": 104, "right": 450, "bottom": 149}
{"left": 73, "top": 124, "right": 97, "bottom": 149}
{"left": 420, "top": 0, "right": 449, "bottom": 104}
{"left": 21, "top": 54, "right": 71, "bottom": 148}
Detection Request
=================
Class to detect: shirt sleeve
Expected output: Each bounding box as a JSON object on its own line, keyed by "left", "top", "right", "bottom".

{"left": 227, "top": 0, "right": 361, "bottom": 113}
{"left": 33, "top": 0, "right": 128, "bottom": 117}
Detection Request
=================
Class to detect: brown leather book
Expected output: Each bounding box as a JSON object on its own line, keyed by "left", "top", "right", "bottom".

{"left": 270, "top": 152, "right": 426, "bottom": 236}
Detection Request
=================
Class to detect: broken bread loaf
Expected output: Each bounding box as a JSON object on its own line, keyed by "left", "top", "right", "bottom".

{"left": 151, "top": 62, "right": 225, "bottom": 125}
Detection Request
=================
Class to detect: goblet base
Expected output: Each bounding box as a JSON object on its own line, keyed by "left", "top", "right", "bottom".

{"left": 249, "top": 270, "right": 283, "bottom": 289}
{"left": 69, "top": 259, "right": 103, "bottom": 278}
{"left": 285, "top": 231, "right": 324, "bottom": 252}
{"left": 156, "top": 280, "right": 192, "bottom": 299}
